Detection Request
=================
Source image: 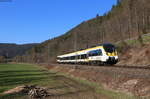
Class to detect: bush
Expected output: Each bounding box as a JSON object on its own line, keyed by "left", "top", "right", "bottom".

{"left": 116, "top": 41, "right": 130, "bottom": 53}
{"left": 0, "top": 56, "right": 6, "bottom": 63}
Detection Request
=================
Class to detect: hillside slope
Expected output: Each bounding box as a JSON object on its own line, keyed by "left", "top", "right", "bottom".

{"left": 0, "top": 43, "right": 38, "bottom": 59}
{"left": 16, "top": 0, "right": 150, "bottom": 63}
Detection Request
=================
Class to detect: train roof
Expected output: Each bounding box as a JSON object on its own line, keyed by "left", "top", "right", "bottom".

{"left": 58, "top": 46, "right": 102, "bottom": 58}
{"left": 57, "top": 43, "right": 115, "bottom": 58}
{"left": 97, "top": 43, "right": 115, "bottom": 46}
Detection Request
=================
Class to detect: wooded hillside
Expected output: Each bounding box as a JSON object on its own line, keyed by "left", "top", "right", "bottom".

{"left": 15, "top": 0, "right": 150, "bottom": 63}
{"left": 0, "top": 43, "right": 37, "bottom": 62}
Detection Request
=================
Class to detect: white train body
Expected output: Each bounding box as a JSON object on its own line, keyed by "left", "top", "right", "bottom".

{"left": 57, "top": 43, "right": 118, "bottom": 65}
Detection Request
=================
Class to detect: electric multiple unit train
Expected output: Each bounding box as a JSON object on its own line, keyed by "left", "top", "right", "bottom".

{"left": 57, "top": 43, "right": 118, "bottom": 65}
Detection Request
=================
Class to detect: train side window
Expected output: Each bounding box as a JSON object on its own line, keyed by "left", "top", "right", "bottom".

{"left": 75, "top": 56, "right": 78, "bottom": 59}
{"left": 89, "top": 49, "right": 102, "bottom": 56}
{"left": 73, "top": 56, "right": 76, "bottom": 60}
{"left": 81, "top": 54, "right": 87, "bottom": 59}
{"left": 60, "top": 58, "right": 63, "bottom": 60}
{"left": 85, "top": 54, "right": 87, "bottom": 58}
{"left": 81, "top": 54, "right": 84, "bottom": 59}
{"left": 71, "top": 56, "right": 75, "bottom": 60}
{"left": 65, "top": 57, "right": 67, "bottom": 60}
{"left": 77, "top": 55, "right": 80, "bottom": 59}
{"left": 68, "top": 57, "right": 71, "bottom": 60}
{"left": 98, "top": 50, "right": 102, "bottom": 56}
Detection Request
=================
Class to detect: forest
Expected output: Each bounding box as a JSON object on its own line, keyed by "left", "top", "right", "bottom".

{"left": 13, "top": 0, "right": 150, "bottom": 63}
{"left": 0, "top": 43, "right": 37, "bottom": 63}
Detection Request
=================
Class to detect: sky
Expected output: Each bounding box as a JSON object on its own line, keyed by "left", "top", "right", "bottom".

{"left": 0, "top": 0, "right": 117, "bottom": 44}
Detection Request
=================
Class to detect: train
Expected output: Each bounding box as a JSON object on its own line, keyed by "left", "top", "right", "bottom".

{"left": 57, "top": 43, "right": 118, "bottom": 65}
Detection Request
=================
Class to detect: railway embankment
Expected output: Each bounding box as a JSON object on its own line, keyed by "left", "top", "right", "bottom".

{"left": 118, "top": 43, "right": 150, "bottom": 66}
{"left": 44, "top": 64, "right": 150, "bottom": 98}
{"left": 116, "top": 33, "right": 150, "bottom": 66}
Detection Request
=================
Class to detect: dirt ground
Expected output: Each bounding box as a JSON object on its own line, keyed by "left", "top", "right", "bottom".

{"left": 44, "top": 64, "right": 150, "bottom": 98}
{"left": 44, "top": 75, "right": 107, "bottom": 99}
{"left": 118, "top": 43, "right": 150, "bottom": 66}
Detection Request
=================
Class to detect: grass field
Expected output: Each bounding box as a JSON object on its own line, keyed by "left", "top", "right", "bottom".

{"left": 0, "top": 63, "right": 138, "bottom": 99}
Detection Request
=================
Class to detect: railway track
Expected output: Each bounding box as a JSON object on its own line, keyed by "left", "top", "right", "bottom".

{"left": 107, "top": 64, "right": 150, "bottom": 70}
{"left": 52, "top": 63, "right": 150, "bottom": 70}
{"left": 48, "top": 63, "right": 150, "bottom": 79}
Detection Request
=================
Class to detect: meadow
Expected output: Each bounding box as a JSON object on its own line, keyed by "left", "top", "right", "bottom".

{"left": 0, "top": 63, "right": 137, "bottom": 99}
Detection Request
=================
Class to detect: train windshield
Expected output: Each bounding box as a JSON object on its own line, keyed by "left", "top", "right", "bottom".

{"left": 103, "top": 44, "right": 116, "bottom": 53}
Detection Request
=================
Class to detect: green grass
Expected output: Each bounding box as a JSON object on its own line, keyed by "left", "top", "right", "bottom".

{"left": 54, "top": 71, "right": 140, "bottom": 99}
{"left": 0, "top": 63, "right": 140, "bottom": 99}
{"left": 0, "top": 63, "right": 49, "bottom": 93}
{"left": 0, "top": 63, "right": 69, "bottom": 98}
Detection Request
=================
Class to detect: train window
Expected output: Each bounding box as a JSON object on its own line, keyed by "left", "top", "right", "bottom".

{"left": 77, "top": 55, "right": 80, "bottom": 59}
{"left": 64, "top": 57, "right": 67, "bottom": 60}
{"left": 98, "top": 50, "right": 102, "bottom": 56}
{"left": 60, "top": 58, "right": 63, "bottom": 60}
{"left": 89, "top": 49, "right": 102, "bottom": 56}
{"left": 81, "top": 55, "right": 83, "bottom": 59}
{"left": 70, "top": 56, "right": 76, "bottom": 60}
{"left": 67, "top": 57, "right": 70, "bottom": 60}
{"left": 74, "top": 55, "right": 79, "bottom": 59}
{"left": 63, "top": 57, "right": 69, "bottom": 60}
{"left": 73, "top": 56, "right": 75, "bottom": 59}
{"left": 63, "top": 55, "right": 83, "bottom": 60}
{"left": 81, "top": 54, "right": 87, "bottom": 59}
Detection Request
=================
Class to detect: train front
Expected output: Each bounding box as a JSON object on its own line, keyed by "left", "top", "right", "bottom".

{"left": 103, "top": 44, "right": 118, "bottom": 64}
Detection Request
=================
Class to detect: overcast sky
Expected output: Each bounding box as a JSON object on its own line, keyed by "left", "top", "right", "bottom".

{"left": 0, "top": 0, "right": 116, "bottom": 44}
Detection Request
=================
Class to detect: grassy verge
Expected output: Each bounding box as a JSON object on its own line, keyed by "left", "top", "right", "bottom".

{"left": 0, "top": 63, "right": 49, "bottom": 93}
{"left": 49, "top": 70, "right": 140, "bottom": 99}
{"left": 0, "top": 63, "right": 71, "bottom": 98}
{"left": 0, "top": 63, "right": 140, "bottom": 99}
